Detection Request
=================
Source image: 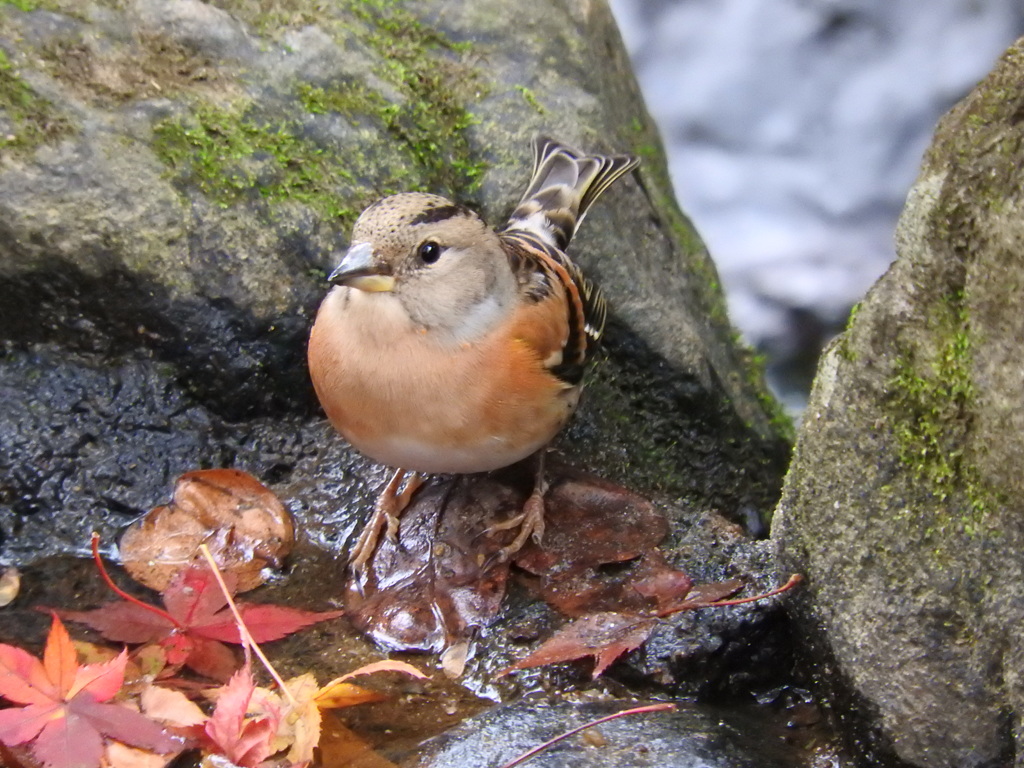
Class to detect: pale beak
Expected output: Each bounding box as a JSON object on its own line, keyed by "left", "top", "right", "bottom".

{"left": 327, "top": 241, "right": 395, "bottom": 292}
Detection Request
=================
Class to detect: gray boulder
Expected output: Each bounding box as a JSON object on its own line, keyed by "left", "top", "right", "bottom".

{"left": 0, "top": 0, "right": 790, "bottom": 693}
{"left": 774, "top": 36, "right": 1024, "bottom": 768}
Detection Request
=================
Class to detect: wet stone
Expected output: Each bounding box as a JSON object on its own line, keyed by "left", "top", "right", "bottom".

{"left": 411, "top": 697, "right": 818, "bottom": 768}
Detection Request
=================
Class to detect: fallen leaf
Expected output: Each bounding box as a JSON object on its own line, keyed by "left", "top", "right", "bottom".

{"left": 197, "top": 666, "right": 279, "bottom": 768}
{"left": 104, "top": 741, "right": 175, "bottom": 768}
{"left": 62, "top": 563, "right": 343, "bottom": 682}
{"left": 252, "top": 673, "right": 325, "bottom": 764}
{"left": 345, "top": 475, "right": 519, "bottom": 654}
{"left": 503, "top": 576, "right": 803, "bottom": 678}
{"left": 0, "top": 615, "right": 179, "bottom": 768}
{"left": 139, "top": 685, "right": 207, "bottom": 728}
{"left": 317, "top": 712, "right": 399, "bottom": 768}
{"left": 120, "top": 469, "right": 294, "bottom": 592}
{"left": 512, "top": 467, "right": 669, "bottom": 575}
{"left": 659, "top": 578, "right": 745, "bottom": 613}
{"left": 251, "top": 659, "right": 427, "bottom": 765}
{"left": 500, "top": 612, "right": 658, "bottom": 678}
{"left": 527, "top": 551, "right": 696, "bottom": 618}
{"left": 346, "top": 463, "right": 674, "bottom": 664}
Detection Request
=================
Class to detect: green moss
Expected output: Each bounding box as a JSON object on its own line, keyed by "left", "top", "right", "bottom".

{"left": 626, "top": 117, "right": 728, "bottom": 328}
{"left": 739, "top": 344, "right": 795, "bottom": 443}
{"left": 202, "top": 0, "right": 328, "bottom": 36}
{"left": 1, "top": 0, "right": 95, "bottom": 13}
{"left": 298, "top": 81, "right": 387, "bottom": 120}
{"left": 150, "top": 1, "right": 488, "bottom": 226}
{"left": 285, "top": 1, "right": 488, "bottom": 198}
{"left": 336, "top": 0, "right": 485, "bottom": 196}
{"left": 837, "top": 301, "right": 862, "bottom": 362}
{"left": 0, "top": 48, "right": 73, "bottom": 153}
{"left": 889, "top": 291, "right": 992, "bottom": 536}
{"left": 514, "top": 85, "right": 545, "bottom": 115}
{"left": 152, "top": 101, "right": 358, "bottom": 223}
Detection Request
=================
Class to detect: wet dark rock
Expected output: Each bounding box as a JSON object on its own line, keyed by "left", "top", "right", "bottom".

{"left": 0, "top": 0, "right": 793, "bottom": 732}
{"left": 411, "top": 697, "right": 809, "bottom": 768}
{"left": 773, "top": 36, "right": 1024, "bottom": 768}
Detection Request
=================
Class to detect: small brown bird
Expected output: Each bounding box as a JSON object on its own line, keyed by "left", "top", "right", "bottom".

{"left": 308, "top": 136, "right": 638, "bottom": 572}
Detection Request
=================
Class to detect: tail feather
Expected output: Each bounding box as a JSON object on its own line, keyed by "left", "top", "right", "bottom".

{"left": 504, "top": 136, "right": 639, "bottom": 250}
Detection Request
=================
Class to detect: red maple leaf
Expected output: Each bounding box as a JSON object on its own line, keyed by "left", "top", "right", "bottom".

{"left": 62, "top": 563, "right": 343, "bottom": 682}
{"left": 195, "top": 666, "right": 279, "bottom": 768}
{"left": 0, "top": 614, "right": 179, "bottom": 768}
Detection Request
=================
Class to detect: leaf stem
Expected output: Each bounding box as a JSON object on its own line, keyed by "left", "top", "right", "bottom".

{"left": 660, "top": 573, "right": 803, "bottom": 617}
{"left": 197, "top": 544, "right": 297, "bottom": 707}
{"left": 497, "top": 702, "right": 675, "bottom": 768}
{"left": 90, "top": 532, "right": 183, "bottom": 629}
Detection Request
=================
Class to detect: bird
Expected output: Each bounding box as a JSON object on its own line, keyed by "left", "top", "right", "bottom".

{"left": 307, "top": 136, "right": 639, "bottom": 574}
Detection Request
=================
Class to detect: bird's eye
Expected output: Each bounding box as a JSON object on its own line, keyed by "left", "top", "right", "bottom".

{"left": 418, "top": 241, "right": 442, "bottom": 264}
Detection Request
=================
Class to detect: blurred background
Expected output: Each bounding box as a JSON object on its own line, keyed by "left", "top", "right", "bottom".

{"left": 608, "top": 0, "right": 1024, "bottom": 413}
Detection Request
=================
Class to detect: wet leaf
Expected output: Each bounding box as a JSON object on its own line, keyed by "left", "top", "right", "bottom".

{"left": 63, "top": 563, "right": 343, "bottom": 682}
{"left": 346, "top": 463, "right": 670, "bottom": 658}
{"left": 345, "top": 475, "right": 519, "bottom": 654}
{"left": 528, "top": 550, "right": 695, "bottom": 618}
{"left": 504, "top": 576, "right": 803, "bottom": 678}
{"left": 318, "top": 712, "right": 399, "bottom": 768}
{"left": 139, "top": 685, "right": 207, "bottom": 728}
{"left": 104, "top": 741, "right": 175, "bottom": 768}
{"left": 512, "top": 468, "right": 669, "bottom": 575}
{"left": 120, "top": 469, "right": 294, "bottom": 593}
{"left": 250, "top": 661, "right": 426, "bottom": 764}
{"left": 197, "top": 666, "right": 279, "bottom": 768}
{"left": 500, "top": 612, "right": 658, "bottom": 678}
{"left": 0, "top": 615, "right": 179, "bottom": 768}
{"left": 662, "top": 578, "right": 745, "bottom": 613}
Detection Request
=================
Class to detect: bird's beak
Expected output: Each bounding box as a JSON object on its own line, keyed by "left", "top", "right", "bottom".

{"left": 327, "top": 241, "right": 395, "bottom": 292}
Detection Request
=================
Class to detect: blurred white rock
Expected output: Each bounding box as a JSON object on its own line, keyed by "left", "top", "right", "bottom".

{"left": 609, "top": 0, "right": 1023, "bottom": 408}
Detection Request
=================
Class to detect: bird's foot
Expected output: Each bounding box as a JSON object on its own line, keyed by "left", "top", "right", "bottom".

{"left": 489, "top": 487, "right": 546, "bottom": 563}
{"left": 349, "top": 470, "right": 422, "bottom": 576}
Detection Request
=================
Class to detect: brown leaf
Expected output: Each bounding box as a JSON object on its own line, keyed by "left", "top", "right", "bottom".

{"left": 317, "top": 712, "right": 399, "bottom": 768}
{"left": 664, "top": 578, "right": 745, "bottom": 612}
{"left": 345, "top": 475, "right": 520, "bottom": 654}
{"left": 512, "top": 467, "right": 669, "bottom": 575}
{"left": 531, "top": 551, "right": 693, "bottom": 617}
{"left": 120, "top": 469, "right": 294, "bottom": 593}
{"left": 346, "top": 463, "right": 670, "bottom": 656}
{"left": 501, "top": 612, "right": 658, "bottom": 678}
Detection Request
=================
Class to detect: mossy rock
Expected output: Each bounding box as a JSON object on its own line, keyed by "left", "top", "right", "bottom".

{"left": 1, "top": 0, "right": 790, "bottom": 693}
{"left": 774, "top": 35, "right": 1024, "bottom": 768}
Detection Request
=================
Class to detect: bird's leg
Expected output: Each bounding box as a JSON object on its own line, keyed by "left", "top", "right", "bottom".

{"left": 489, "top": 451, "right": 549, "bottom": 561}
{"left": 349, "top": 469, "right": 423, "bottom": 574}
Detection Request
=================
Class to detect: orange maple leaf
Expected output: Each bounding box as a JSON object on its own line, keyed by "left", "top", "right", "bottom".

{"left": 0, "top": 615, "right": 179, "bottom": 768}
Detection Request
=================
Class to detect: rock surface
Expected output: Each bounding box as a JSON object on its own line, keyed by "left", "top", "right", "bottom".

{"left": 0, "top": 0, "right": 791, "bottom": 700}
{"left": 413, "top": 698, "right": 810, "bottom": 768}
{"left": 774, "top": 37, "right": 1024, "bottom": 767}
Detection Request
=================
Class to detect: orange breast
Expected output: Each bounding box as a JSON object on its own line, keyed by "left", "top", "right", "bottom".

{"left": 307, "top": 288, "right": 578, "bottom": 474}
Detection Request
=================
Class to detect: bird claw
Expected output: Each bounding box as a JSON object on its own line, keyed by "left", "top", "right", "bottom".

{"left": 348, "top": 470, "right": 422, "bottom": 578}
{"left": 487, "top": 490, "right": 546, "bottom": 565}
